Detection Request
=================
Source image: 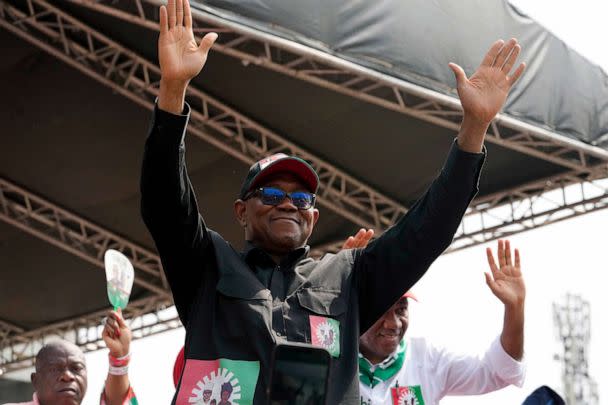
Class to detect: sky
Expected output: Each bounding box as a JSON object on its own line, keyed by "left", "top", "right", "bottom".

{"left": 4, "top": 1, "right": 608, "bottom": 404}
{"left": 509, "top": 0, "right": 608, "bottom": 73}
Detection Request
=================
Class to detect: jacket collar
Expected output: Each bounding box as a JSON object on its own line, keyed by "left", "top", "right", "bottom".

{"left": 242, "top": 241, "right": 310, "bottom": 268}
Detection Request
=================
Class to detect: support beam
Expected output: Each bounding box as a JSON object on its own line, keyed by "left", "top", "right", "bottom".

{"left": 0, "top": 319, "right": 24, "bottom": 336}
{"left": 451, "top": 166, "right": 608, "bottom": 251}
{"left": 0, "top": 296, "right": 176, "bottom": 374}
{"left": 64, "top": 0, "right": 608, "bottom": 172}
{"left": 311, "top": 166, "right": 608, "bottom": 257}
{"left": 0, "top": 0, "right": 407, "bottom": 232}
{"left": 0, "top": 177, "right": 171, "bottom": 298}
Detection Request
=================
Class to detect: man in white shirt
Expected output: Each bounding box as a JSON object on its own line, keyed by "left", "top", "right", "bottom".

{"left": 358, "top": 239, "right": 526, "bottom": 405}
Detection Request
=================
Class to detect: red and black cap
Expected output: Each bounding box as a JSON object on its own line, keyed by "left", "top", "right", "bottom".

{"left": 239, "top": 153, "right": 319, "bottom": 199}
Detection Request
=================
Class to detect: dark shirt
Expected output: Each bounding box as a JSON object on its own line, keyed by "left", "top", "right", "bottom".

{"left": 140, "top": 104, "right": 485, "bottom": 404}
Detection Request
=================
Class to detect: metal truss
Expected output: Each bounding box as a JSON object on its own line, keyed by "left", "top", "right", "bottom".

{"left": 63, "top": 0, "right": 608, "bottom": 173}
{"left": 451, "top": 165, "right": 608, "bottom": 251}
{"left": 0, "top": 176, "right": 179, "bottom": 373}
{"left": 0, "top": 295, "right": 177, "bottom": 375}
{"left": 0, "top": 177, "right": 170, "bottom": 298}
{"left": 311, "top": 165, "right": 608, "bottom": 257}
{"left": 0, "top": 0, "right": 407, "bottom": 231}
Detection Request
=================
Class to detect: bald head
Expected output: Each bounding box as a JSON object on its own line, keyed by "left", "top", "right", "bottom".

{"left": 35, "top": 341, "right": 84, "bottom": 370}
{"left": 32, "top": 340, "right": 87, "bottom": 405}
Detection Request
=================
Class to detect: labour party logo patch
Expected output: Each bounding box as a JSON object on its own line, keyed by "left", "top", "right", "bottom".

{"left": 391, "top": 385, "right": 425, "bottom": 405}
{"left": 176, "top": 358, "right": 260, "bottom": 404}
{"left": 309, "top": 315, "right": 340, "bottom": 357}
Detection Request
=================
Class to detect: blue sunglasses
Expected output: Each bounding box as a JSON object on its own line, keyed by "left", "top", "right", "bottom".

{"left": 244, "top": 187, "right": 316, "bottom": 210}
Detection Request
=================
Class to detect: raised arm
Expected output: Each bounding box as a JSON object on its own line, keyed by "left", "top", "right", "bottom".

{"left": 485, "top": 239, "right": 525, "bottom": 361}
{"left": 140, "top": 0, "right": 218, "bottom": 324}
{"left": 355, "top": 40, "right": 526, "bottom": 333}
{"left": 101, "top": 309, "right": 137, "bottom": 405}
{"left": 432, "top": 240, "right": 526, "bottom": 396}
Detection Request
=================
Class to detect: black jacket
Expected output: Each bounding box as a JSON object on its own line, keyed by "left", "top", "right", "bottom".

{"left": 140, "top": 104, "right": 485, "bottom": 404}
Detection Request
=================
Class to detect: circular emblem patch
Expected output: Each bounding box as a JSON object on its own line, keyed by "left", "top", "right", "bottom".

{"left": 189, "top": 367, "right": 242, "bottom": 404}
{"left": 315, "top": 320, "right": 338, "bottom": 353}
{"left": 397, "top": 390, "right": 421, "bottom": 405}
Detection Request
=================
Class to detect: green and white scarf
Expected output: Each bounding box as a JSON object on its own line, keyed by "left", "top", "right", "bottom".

{"left": 359, "top": 339, "right": 407, "bottom": 388}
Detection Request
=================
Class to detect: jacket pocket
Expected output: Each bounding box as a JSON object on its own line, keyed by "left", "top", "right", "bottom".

{"left": 296, "top": 288, "right": 346, "bottom": 316}
{"left": 215, "top": 278, "right": 271, "bottom": 340}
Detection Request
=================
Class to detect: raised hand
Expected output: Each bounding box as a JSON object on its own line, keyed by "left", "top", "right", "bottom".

{"left": 159, "top": 0, "right": 217, "bottom": 84}
{"left": 484, "top": 240, "right": 525, "bottom": 309}
{"left": 341, "top": 228, "right": 374, "bottom": 250}
{"left": 158, "top": 0, "right": 217, "bottom": 113}
{"left": 449, "top": 39, "right": 525, "bottom": 125}
{"left": 102, "top": 309, "right": 132, "bottom": 358}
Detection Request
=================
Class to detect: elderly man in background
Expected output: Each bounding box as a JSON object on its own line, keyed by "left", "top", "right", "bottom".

{"left": 4, "top": 309, "right": 137, "bottom": 405}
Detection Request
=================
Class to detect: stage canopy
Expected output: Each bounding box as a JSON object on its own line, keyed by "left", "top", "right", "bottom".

{"left": 1, "top": 0, "right": 607, "bottom": 375}
{"left": 195, "top": 0, "right": 608, "bottom": 146}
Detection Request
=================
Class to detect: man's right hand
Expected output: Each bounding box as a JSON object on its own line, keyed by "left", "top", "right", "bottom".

{"left": 102, "top": 309, "right": 132, "bottom": 358}
{"left": 158, "top": 0, "right": 217, "bottom": 114}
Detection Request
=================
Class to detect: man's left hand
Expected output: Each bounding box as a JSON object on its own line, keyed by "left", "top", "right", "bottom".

{"left": 449, "top": 38, "right": 525, "bottom": 125}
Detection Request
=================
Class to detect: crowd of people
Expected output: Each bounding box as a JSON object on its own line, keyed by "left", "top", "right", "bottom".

{"left": 5, "top": 0, "right": 560, "bottom": 403}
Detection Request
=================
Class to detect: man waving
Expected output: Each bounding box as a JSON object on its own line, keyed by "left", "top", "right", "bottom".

{"left": 140, "top": 0, "right": 526, "bottom": 403}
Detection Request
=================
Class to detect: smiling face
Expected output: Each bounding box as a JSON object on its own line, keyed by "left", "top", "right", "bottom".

{"left": 234, "top": 173, "right": 319, "bottom": 258}
{"left": 359, "top": 298, "right": 409, "bottom": 364}
{"left": 32, "top": 341, "right": 87, "bottom": 405}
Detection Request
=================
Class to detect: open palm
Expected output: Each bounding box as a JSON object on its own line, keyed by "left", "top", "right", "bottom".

{"left": 485, "top": 239, "right": 525, "bottom": 308}
{"left": 159, "top": 0, "right": 217, "bottom": 83}
{"left": 449, "top": 39, "right": 525, "bottom": 123}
